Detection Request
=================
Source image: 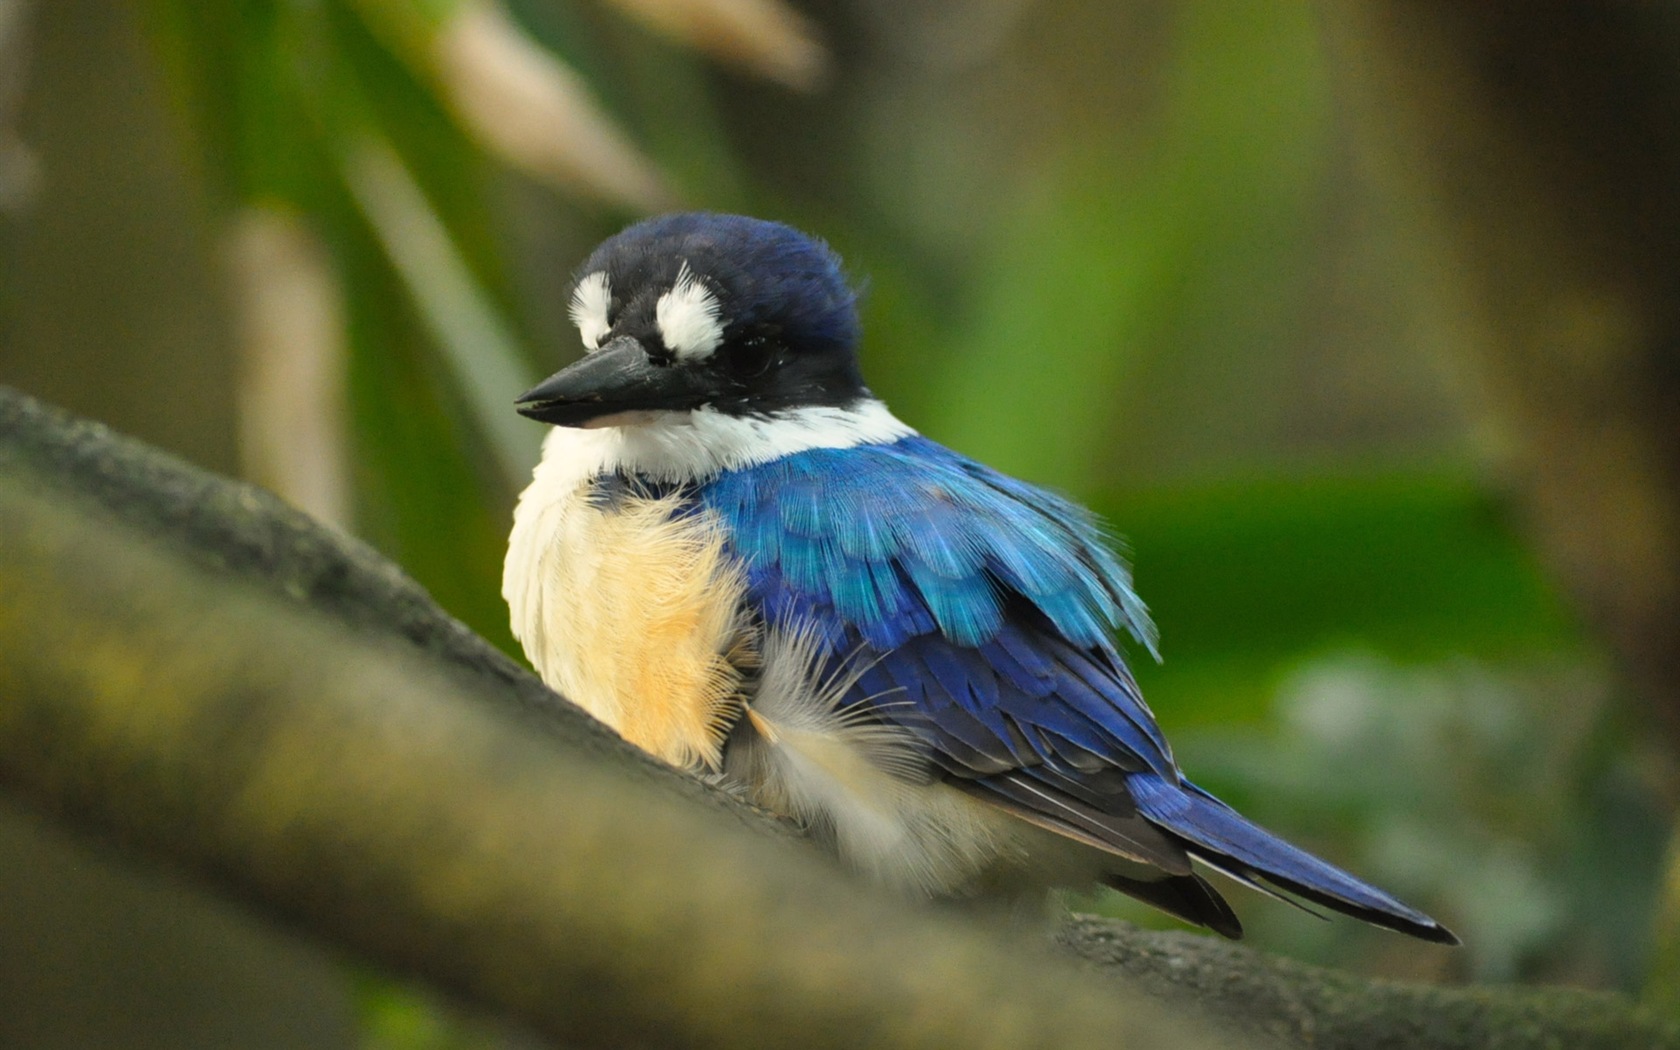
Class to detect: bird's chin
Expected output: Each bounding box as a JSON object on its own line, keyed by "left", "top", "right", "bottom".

{"left": 577, "top": 409, "right": 668, "bottom": 430}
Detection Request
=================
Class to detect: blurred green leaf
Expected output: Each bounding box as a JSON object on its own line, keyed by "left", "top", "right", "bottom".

{"left": 341, "top": 135, "right": 539, "bottom": 485}
{"left": 925, "top": 0, "right": 1333, "bottom": 492}
{"left": 1098, "top": 469, "right": 1581, "bottom": 725}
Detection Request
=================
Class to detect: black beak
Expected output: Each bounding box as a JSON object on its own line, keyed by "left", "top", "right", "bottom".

{"left": 515, "top": 336, "right": 708, "bottom": 427}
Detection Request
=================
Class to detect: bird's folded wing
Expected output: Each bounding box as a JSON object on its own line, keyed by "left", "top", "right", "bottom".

{"left": 700, "top": 437, "right": 1189, "bottom": 863}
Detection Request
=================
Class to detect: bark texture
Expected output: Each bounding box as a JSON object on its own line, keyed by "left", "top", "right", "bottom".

{"left": 2, "top": 385, "right": 1675, "bottom": 1047}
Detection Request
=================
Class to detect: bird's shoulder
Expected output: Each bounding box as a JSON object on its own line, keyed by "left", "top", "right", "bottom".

{"left": 694, "top": 434, "right": 1155, "bottom": 656}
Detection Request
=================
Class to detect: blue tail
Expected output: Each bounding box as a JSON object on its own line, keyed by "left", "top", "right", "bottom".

{"left": 1128, "top": 773, "right": 1458, "bottom": 944}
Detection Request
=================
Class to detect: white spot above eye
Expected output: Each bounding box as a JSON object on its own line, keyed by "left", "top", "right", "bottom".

{"left": 569, "top": 271, "right": 612, "bottom": 350}
{"left": 656, "top": 262, "right": 724, "bottom": 361}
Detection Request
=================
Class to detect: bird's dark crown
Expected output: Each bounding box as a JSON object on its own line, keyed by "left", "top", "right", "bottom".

{"left": 517, "top": 213, "right": 869, "bottom": 427}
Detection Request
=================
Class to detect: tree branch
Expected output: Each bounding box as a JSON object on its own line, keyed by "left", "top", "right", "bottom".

{"left": 0, "top": 384, "right": 1229, "bottom": 1049}
{"left": 0, "top": 385, "right": 1672, "bottom": 1048}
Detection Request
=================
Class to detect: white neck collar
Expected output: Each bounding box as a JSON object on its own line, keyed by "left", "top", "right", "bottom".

{"left": 531, "top": 400, "right": 916, "bottom": 485}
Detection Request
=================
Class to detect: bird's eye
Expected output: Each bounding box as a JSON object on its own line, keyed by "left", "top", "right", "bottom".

{"left": 728, "top": 336, "right": 779, "bottom": 378}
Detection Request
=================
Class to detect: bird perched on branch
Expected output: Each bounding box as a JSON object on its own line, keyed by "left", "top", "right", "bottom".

{"left": 504, "top": 212, "right": 1456, "bottom": 944}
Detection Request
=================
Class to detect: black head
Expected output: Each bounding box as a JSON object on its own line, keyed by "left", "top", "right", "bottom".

{"left": 516, "top": 213, "right": 867, "bottom": 427}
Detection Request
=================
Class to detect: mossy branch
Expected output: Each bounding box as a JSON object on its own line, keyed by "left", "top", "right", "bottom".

{"left": 0, "top": 385, "right": 1672, "bottom": 1048}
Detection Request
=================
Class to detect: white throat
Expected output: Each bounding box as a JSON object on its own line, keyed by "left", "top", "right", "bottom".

{"left": 528, "top": 400, "right": 916, "bottom": 487}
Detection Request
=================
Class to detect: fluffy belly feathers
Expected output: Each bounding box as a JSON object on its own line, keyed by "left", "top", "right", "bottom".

{"left": 504, "top": 474, "right": 750, "bottom": 771}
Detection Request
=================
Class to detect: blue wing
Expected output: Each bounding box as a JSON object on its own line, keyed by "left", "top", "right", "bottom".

{"left": 698, "top": 436, "right": 1455, "bottom": 942}
{"left": 699, "top": 436, "right": 1171, "bottom": 766}
{"left": 700, "top": 437, "right": 1186, "bottom": 860}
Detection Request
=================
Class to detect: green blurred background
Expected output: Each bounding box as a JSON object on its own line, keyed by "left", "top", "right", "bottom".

{"left": 1, "top": 0, "right": 1674, "bottom": 1045}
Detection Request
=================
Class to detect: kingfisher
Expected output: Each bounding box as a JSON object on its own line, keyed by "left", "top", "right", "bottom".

{"left": 503, "top": 212, "right": 1456, "bottom": 944}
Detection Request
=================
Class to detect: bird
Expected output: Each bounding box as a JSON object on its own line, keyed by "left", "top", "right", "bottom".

{"left": 503, "top": 211, "right": 1457, "bottom": 944}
